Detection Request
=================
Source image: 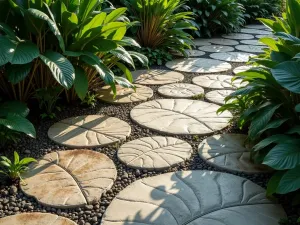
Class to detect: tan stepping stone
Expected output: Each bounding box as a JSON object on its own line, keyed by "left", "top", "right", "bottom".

{"left": 198, "top": 134, "right": 272, "bottom": 173}
{"left": 222, "top": 33, "right": 254, "bottom": 40}
{"left": 193, "top": 38, "right": 212, "bottom": 46}
{"left": 0, "top": 213, "right": 76, "bottom": 225}
{"left": 21, "top": 150, "right": 117, "bottom": 208}
{"left": 165, "top": 58, "right": 232, "bottom": 73}
{"left": 192, "top": 75, "right": 245, "bottom": 89}
{"left": 245, "top": 24, "right": 267, "bottom": 29}
{"left": 132, "top": 69, "right": 184, "bottom": 85}
{"left": 130, "top": 99, "right": 232, "bottom": 135}
{"left": 118, "top": 136, "right": 192, "bottom": 170}
{"left": 233, "top": 65, "right": 253, "bottom": 74}
{"left": 240, "top": 39, "right": 266, "bottom": 46}
{"left": 158, "top": 83, "right": 204, "bottom": 98}
{"left": 240, "top": 28, "right": 271, "bottom": 35}
{"left": 101, "top": 170, "right": 286, "bottom": 225}
{"left": 210, "top": 52, "right": 256, "bottom": 62}
{"left": 208, "top": 38, "right": 239, "bottom": 46}
{"left": 173, "top": 49, "right": 205, "bottom": 57}
{"left": 205, "top": 90, "right": 234, "bottom": 105}
{"left": 96, "top": 84, "right": 153, "bottom": 104}
{"left": 235, "top": 44, "right": 265, "bottom": 53}
{"left": 198, "top": 45, "right": 234, "bottom": 53}
{"left": 48, "top": 115, "right": 131, "bottom": 148}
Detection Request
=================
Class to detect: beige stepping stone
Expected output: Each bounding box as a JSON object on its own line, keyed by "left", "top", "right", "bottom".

{"left": 165, "top": 58, "right": 232, "bottom": 73}
{"left": 130, "top": 99, "right": 232, "bottom": 135}
{"left": 245, "top": 24, "right": 267, "bottom": 29}
{"left": 222, "top": 33, "right": 254, "bottom": 40}
{"left": 48, "top": 115, "right": 131, "bottom": 148}
{"left": 198, "top": 134, "right": 272, "bottom": 173}
{"left": 235, "top": 44, "right": 264, "bottom": 53}
{"left": 0, "top": 213, "right": 76, "bottom": 225}
{"left": 240, "top": 39, "right": 266, "bottom": 46}
{"left": 21, "top": 150, "right": 117, "bottom": 208}
{"left": 198, "top": 45, "right": 234, "bottom": 53}
{"left": 210, "top": 52, "right": 256, "bottom": 62}
{"left": 132, "top": 69, "right": 184, "bottom": 85}
{"left": 233, "top": 65, "right": 253, "bottom": 74}
{"left": 192, "top": 75, "right": 245, "bottom": 89}
{"left": 240, "top": 28, "right": 271, "bottom": 35}
{"left": 193, "top": 38, "right": 212, "bottom": 46}
{"left": 96, "top": 84, "right": 153, "bottom": 104}
{"left": 158, "top": 83, "right": 204, "bottom": 98}
{"left": 118, "top": 136, "right": 192, "bottom": 170}
{"left": 173, "top": 49, "right": 205, "bottom": 57}
{"left": 208, "top": 38, "right": 239, "bottom": 46}
{"left": 101, "top": 170, "right": 286, "bottom": 225}
{"left": 205, "top": 90, "right": 234, "bottom": 105}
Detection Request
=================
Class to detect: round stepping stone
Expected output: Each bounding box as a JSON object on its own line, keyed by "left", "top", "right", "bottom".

{"left": 205, "top": 90, "right": 234, "bottom": 105}
{"left": 210, "top": 52, "right": 256, "bottom": 62}
{"left": 101, "top": 170, "right": 286, "bottom": 225}
{"left": 0, "top": 213, "right": 76, "bottom": 225}
{"left": 21, "top": 150, "right": 117, "bottom": 208}
{"left": 198, "top": 45, "right": 234, "bottom": 53}
{"left": 256, "top": 34, "right": 276, "bottom": 39}
{"left": 97, "top": 84, "right": 153, "bottom": 104}
{"left": 192, "top": 75, "right": 245, "bottom": 89}
{"left": 208, "top": 38, "right": 239, "bottom": 46}
{"left": 222, "top": 33, "right": 254, "bottom": 40}
{"left": 198, "top": 134, "right": 272, "bottom": 173}
{"left": 193, "top": 38, "right": 212, "bottom": 46}
{"left": 130, "top": 99, "right": 232, "bottom": 135}
{"left": 158, "top": 83, "right": 204, "bottom": 98}
{"left": 235, "top": 44, "right": 264, "bottom": 53}
{"left": 132, "top": 69, "right": 184, "bottom": 85}
{"left": 118, "top": 136, "right": 192, "bottom": 170}
{"left": 240, "top": 28, "right": 271, "bottom": 35}
{"left": 233, "top": 65, "right": 253, "bottom": 74}
{"left": 173, "top": 49, "right": 205, "bottom": 57}
{"left": 240, "top": 39, "right": 266, "bottom": 46}
{"left": 48, "top": 115, "right": 131, "bottom": 148}
{"left": 165, "top": 58, "right": 232, "bottom": 73}
{"left": 245, "top": 24, "right": 267, "bottom": 29}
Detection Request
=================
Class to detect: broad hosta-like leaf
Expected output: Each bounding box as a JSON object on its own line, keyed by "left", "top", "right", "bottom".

{"left": 0, "top": 101, "right": 29, "bottom": 117}
{"left": 6, "top": 63, "right": 32, "bottom": 84}
{"left": 253, "top": 134, "right": 294, "bottom": 152}
{"left": 0, "top": 22, "right": 17, "bottom": 40}
{"left": 104, "top": 7, "right": 127, "bottom": 23}
{"left": 79, "top": 12, "right": 106, "bottom": 38}
{"left": 267, "top": 171, "right": 285, "bottom": 196}
{"left": 0, "top": 36, "right": 15, "bottom": 66}
{"left": 74, "top": 67, "right": 88, "bottom": 101}
{"left": 78, "top": 0, "right": 99, "bottom": 22}
{"left": 110, "top": 46, "right": 134, "bottom": 67}
{"left": 277, "top": 166, "right": 300, "bottom": 194}
{"left": 115, "top": 62, "right": 132, "bottom": 82}
{"left": 128, "top": 51, "right": 149, "bottom": 67}
{"left": 84, "top": 38, "right": 118, "bottom": 52}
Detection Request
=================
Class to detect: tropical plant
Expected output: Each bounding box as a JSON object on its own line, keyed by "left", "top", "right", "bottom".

{"left": 188, "top": 0, "right": 246, "bottom": 37}
{"left": 81, "top": 91, "right": 97, "bottom": 107}
{"left": 133, "top": 47, "right": 173, "bottom": 66}
{"left": 0, "top": 151, "right": 36, "bottom": 181}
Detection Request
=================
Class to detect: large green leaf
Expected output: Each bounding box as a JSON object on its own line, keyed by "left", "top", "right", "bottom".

{"left": 6, "top": 63, "right": 32, "bottom": 84}
{"left": 79, "top": 12, "right": 106, "bottom": 38}
{"left": 277, "top": 165, "right": 300, "bottom": 194}
{"left": 115, "top": 62, "right": 133, "bottom": 83}
{"left": 0, "top": 36, "right": 16, "bottom": 66}
{"left": 78, "top": 0, "right": 99, "bottom": 23}
{"left": 267, "top": 171, "right": 286, "bottom": 196}
{"left": 0, "top": 23, "right": 18, "bottom": 41}
{"left": 9, "top": 41, "right": 39, "bottom": 65}
{"left": 114, "top": 76, "right": 135, "bottom": 89}
{"left": 128, "top": 51, "right": 149, "bottom": 67}
{"left": 84, "top": 38, "right": 118, "bottom": 52}
{"left": 110, "top": 46, "right": 134, "bottom": 67}
{"left": 61, "top": 10, "right": 78, "bottom": 36}
{"left": 253, "top": 134, "right": 295, "bottom": 152}
{"left": 40, "top": 51, "right": 75, "bottom": 89}
{"left": 0, "top": 101, "right": 29, "bottom": 117}
{"left": 104, "top": 8, "right": 127, "bottom": 23}
{"left": 74, "top": 67, "right": 88, "bottom": 101}
{"left": 257, "top": 118, "right": 290, "bottom": 135}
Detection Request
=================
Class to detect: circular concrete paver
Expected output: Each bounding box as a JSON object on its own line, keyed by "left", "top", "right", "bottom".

{"left": 210, "top": 52, "right": 256, "bottom": 62}
{"left": 240, "top": 39, "right": 266, "bottom": 46}
{"left": 235, "top": 45, "right": 265, "bottom": 53}
{"left": 97, "top": 84, "right": 153, "bottom": 104}
{"left": 118, "top": 136, "right": 192, "bottom": 170}
{"left": 193, "top": 39, "right": 212, "bottom": 46}
{"left": 21, "top": 150, "right": 117, "bottom": 208}
{"left": 245, "top": 24, "right": 267, "bottom": 29}
{"left": 48, "top": 115, "right": 131, "bottom": 148}
{"left": 130, "top": 99, "right": 232, "bottom": 135}
{"left": 132, "top": 69, "right": 184, "bottom": 85}
{"left": 192, "top": 75, "right": 245, "bottom": 89}
{"left": 205, "top": 90, "right": 234, "bottom": 105}
{"left": 208, "top": 38, "right": 239, "bottom": 46}
{"left": 222, "top": 33, "right": 254, "bottom": 40}
{"left": 256, "top": 34, "right": 276, "bottom": 39}
{"left": 165, "top": 58, "right": 232, "bottom": 73}
{"left": 198, "top": 134, "right": 272, "bottom": 173}
{"left": 198, "top": 45, "right": 234, "bottom": 53}
{"left": 173, "top": 49, "right": 205, "bottom": 57}
{"left": 240, "top": 28, "right": 271, "bottom": 35}
{"left": 233, "top": 65, "right": 253, "bottom": 74}
{"left": 101, "top": 170, "right": 286, "bottom": 225}
{"left": 158, "top": 83, "right": 204, "bottom": 98}
{"left": 0, "top": 213, "right": 76, "bottom": 225}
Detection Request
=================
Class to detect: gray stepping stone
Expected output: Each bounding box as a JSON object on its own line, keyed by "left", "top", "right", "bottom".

{"left": 192, "top": 75, "right": 245, "bottom": 89}
{"left": 130, "top": 99, "right": 232, "bottom": 135}
{"left": 233, "top": 65, "right": 253, "bottom": 74}
{"left": 240, "top": 39, "right": 266, "bottom": 46}
{"left": 222, "top": 33, "right": 255, "bottom": 40}
{"left": 245, "top": 24, "right": 267, "bottom": 29}
{"left": 235, "top": 44, "right": 265, "bottom": 53}
{"left": 256, "top": 34, "right": 276, "bottom": 39}
{"left": 48, "top": 115, "right": 131, "bottom": 148}
{"left": 132, "top": 69, "right": 184, "bottom": 85}
{"left": 96, "top": 84, "right": 153, "bottom": 104}
{"left": 118, "top": 136, "right": 192, "bottom": 170}
{"left": 208, "top": 38, "right": 239, "bottom": 45}
{"left": 21, "top": 150, "right": 117, "bottom": 208}
{"left": 101, "top": 170, "right": 286, "bottom": 225}
{"left": 173, "top": 49, "right": 205, "bottom": 57}
{"left": 193, "top": 39, "right": 212, "bottom": 46}
{"left": 198, "top": 134, "right": 272, "bottom": 173}
{"left": 165, "top": 58, "right": 232, "bottom": 73}
{"left": 0, "top": 213, "right": 76, "bottom": 225}
{"left": 240, "top": 28, "right": 271, "bottom": 35}
{"left": 158, "top": 83, "right": 204, "bottom": 98}
{"left": 210, "top": 52, "right": 256, "bottom": 62}
{"left": 205, "top": 90, "right": 234, "bottom": 105}
{"left": 198, "top": 45, "right": 234, "bottom": 53}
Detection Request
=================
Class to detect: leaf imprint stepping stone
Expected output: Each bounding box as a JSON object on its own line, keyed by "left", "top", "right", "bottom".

{"left": 192, "top": 75, "right": 245, "bottom": 89}
{"left": 240, "top": 28, "right": 272, "bottom": 35}
{"left": 132, "top": 69, "right": 184, "bottom": 85}
{"left": 207, "top": 38, "right": 239, "bottom": 45}
{"left": 210, "top": 52, "right": 256, "bottom": 62}
{"left": 118, "top": 136, "right": 192, "bottom": 170}
{"left": 235, "top": 44, "right": 264, "bottom": 53}
{"left": 205, "top": 90, "right": 234, "bottom": 105}
{"left": 158, "top": 83, "right": 204, "bottom": 98}
{"left": 21, "top": 150, "right": 117, "bottom": 208}
{"left": 96, "top": 84, "right": 153, "bottom": 104}
{"left": 48, "top": 115, "right": 131, "bottom": 148}
{"left": 101, "top": 170, "right": 286, "bottom": 225}
{"left": 130, "top": 99, "right": 232, "bottom": 135}
{"left": 222, "top": 33, "right": 254, "bottom": 40}
{"left": 198, "top": 134, "right": 272, "bottom": 173}
{"left": 240, "top": 39, "right": 266, "bottom": 46}
{"left": 198, "top": 45, "right": 234, "bottom": 53}
{"left": 233, "top": 65, "right": 253, "bottom": 74}
{"left": 165, "top": 58, "right": 232, "bottom": 73}
{"left": 173, "top": 49, "right": 205, "bottom": 57}
{"left": 193, "top": 38, "right": 212, "bottom": 46}
{"left": 0, "top": 213, "right": 76, "bottom": 225}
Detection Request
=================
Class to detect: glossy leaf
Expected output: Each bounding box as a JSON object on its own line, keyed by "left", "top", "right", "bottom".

{"left": 74, "top": 67, "right": 88, "bottom": 101}
{"left": 6, "top": 63, "right": 32, "bottom": 84}
{"left": 277, "top": 166, "right": 300, "bottom": 194}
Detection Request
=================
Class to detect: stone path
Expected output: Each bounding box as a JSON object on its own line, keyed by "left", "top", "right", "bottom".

{"left": 240, "top": 39, "right": 266, "bottom": 46}
{"left": 222, "top": 33, "right": 254, "bottom": 39}
{"left": 192, "top": 75, "right": 245, "bottom": 89}
{"left": 198, "top": 45, "right": 234, "bottom": 53}
{"left": 101, "top": 170, "right": 286, "bottom": 225}
{"left": 235, "top": 44, "right": 264, "bottom": 53}
{"left": 205, "top": 90, "right": 234, "bottom": 105}
{"left": 233, "top": 65, "right": 253, "bottom": 74}
{"left": 240, "top": 28, "right": 271, "bottom": 35}
{"left": 118, "top": 136, "right": 192, "bottom": 170}
{"left": 173, "top": 49, "right": 205, "bottom": 57}
{"left": 210, "top": 52, "right": 256, "bottom": 62}
{"left": 158, "top": 83, "right": 204, "bottom": 98}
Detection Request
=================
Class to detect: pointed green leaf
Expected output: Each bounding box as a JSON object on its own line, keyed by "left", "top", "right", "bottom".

{"left": 104, "top": 7, "right": 127, "bottom": 23}
{"left": 0, "top": 101, "right": 29, "bottom": 117}
{"left": 74, "top": 67, "right": 88, "bottom": 101}
{"left": 277, "top": 165, "right": 300, "bottom": 194}
{"left": 6, "top": 63, "right": 32, "bottom": 84}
